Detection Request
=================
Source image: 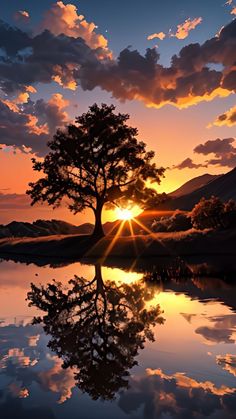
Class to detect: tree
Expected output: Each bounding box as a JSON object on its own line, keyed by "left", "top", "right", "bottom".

{"left": 27, "top": 264, "right": 164, "bottom": 400}
{"left": 191, "top": 196, "right": 225, "bottom": 230}
{"left": 27, "top": 103, "right": 165, "bottom": 238}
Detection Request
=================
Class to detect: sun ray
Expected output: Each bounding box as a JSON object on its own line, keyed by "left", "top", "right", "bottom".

{"left": 100, "top": 220, "right": 126, "bottom": 261}
{"left": 132, "top": 218, "right": 194, "bottom": 274}
{"left": 128, "top": 219, "right": 139, "bottom": 257}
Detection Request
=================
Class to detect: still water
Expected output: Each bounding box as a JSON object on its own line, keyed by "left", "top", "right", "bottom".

{"left": 0, "top": 259, "right": 236, "bottom": 418}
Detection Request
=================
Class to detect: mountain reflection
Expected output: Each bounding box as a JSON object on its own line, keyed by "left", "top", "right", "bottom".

{"left": 27, "top": 264, "right": 164, "bottom": 400}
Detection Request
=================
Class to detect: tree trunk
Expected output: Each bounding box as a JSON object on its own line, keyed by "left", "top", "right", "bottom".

{"left": 92, "top": 204, "right": 105, "bottom": 239}
{"left": 94, "top": 264, "right": 105, "bottom": 295}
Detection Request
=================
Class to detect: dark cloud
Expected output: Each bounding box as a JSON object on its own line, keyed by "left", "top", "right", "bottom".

{"left": 174, "top": 137, "right": 236, "bottom": 171}
{"left": 0, "top": 93, "right": 69, "bottom": 155}
{"left": 0, "top": 18, "right": 235, "bottom": 107}
{"left": 0, "top": 21, "right": 99, "bottom": 94}
{"left": 194, "top": 137, "right": 236, "bottom": 168}
{"left": 195, "top": 314, "right": 236, "bottom": 344}
{"left": 172, "top": 158, "right": 206, "bottom": 170}
{"left": 194, "top": 138, "right": 235, "bottom": 155}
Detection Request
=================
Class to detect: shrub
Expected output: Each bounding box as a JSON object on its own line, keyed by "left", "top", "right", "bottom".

{"left": 191, "top": 196, "right": 236, "bottom": 230}
{"left": 151, "top": 210, "right": 191, "bottom": 232}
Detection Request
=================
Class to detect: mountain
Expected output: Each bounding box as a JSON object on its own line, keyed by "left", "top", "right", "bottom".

{"left": 169, "top": 174, "right": 221, "bottom": 197}
{"left": 0, "top": 219, "right": 94, "bottom": 238}
{"left": 159, "top": 168, "right": 236, "bottom": 211}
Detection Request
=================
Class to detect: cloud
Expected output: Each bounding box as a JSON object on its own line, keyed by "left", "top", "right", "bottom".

{"left": 210, "top": 105, "right": 236, "bottom": 127}
{"left": 194, "top": 137, "right": 236, "bottom": 155}
{"left": 38, "top": 1, "right": 111, "bottom": 59}
{"left": 195, "top": 314, "right": 236, "bottom": 344}
{"left": 171, "top": 17, "right": 202, "bottom": 40}
{"left": 147, "top": 31, "right": 166, "bottom": 41}
{"left": 0, "top": 347, "right": 38, "bottom": 368}
{"left": 0, "top": 17, "right": 236, "bottom": 110}
{"left": 225, "top": 0, "right": 236, "bottom": 15}
{"left": 216, "top": 354, "right": 236, "bottom": 377}
{"left": 14, "top": 11, "right": 30, "bottom": 23}
{"left": 0, "top": 93, "right": 70, "bottom": 155}
{"left": 194, "top": 137, "right": 236, "bottom": 168}
{"left": 39, "top": 355, "right": 75, "bottom": 404}
{"left": 172, "top": 158, "right": 206, "bottom": 170}
{"left": 118, "top": 368, "right": 236, "bottom": 418}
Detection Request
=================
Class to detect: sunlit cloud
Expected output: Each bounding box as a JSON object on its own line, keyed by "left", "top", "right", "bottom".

{"left": 14, "top": 10, "right": 30, "bottom": 23}
{"left": 0, "top": 93, "right": 70, "bottom": 155}
{"left": 170, "top": 17, "right": 202, "bottom": 39}
{"left": 8, "top": 383, "right": 29, "bottom": 399}
{"left": 0, "top": 347, "right": 38, "bottom": 368}
{"left": 146, "top": 368, "right": 235, "bottom": 396}
{"left": 38, "top": 354, "right": 75, "bottom": 404}
{"left": 209, "top": 105, "right": 236, "bottom": 127}
{"left": 147, "top": 31, "right": 166, "bottom": 41}
{"left": 0, "top": 17, "right": 235, "bottom": 110}
{"left": 119, "top": 367, "right": 236, "bottom": 418}
{"left": 39, "top": 1, "right": 111, "bottom": 59}
{"left": 216, "top": 354, "right": 236, "bottom": 377}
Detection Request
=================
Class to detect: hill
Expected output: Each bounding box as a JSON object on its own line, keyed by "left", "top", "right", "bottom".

{"left": 0, "top": 219, "right": 94, "bottom": 238}
{"left": 169, "top": 174, "right": 221, "bottom": 197}
{"left": 159, "top": 167, "right": 236, "bottom": 210}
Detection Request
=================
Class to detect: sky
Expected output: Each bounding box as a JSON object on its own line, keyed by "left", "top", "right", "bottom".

{"left": 0, "top": 0, "right": 235, "bottom": 224}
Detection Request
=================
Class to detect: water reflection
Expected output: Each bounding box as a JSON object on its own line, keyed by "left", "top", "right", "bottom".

{"left": 27, "top": 264, "right": 164, "bottom": 400}
{"left": 0, "top": 259, "right": 236, "bottom": 418}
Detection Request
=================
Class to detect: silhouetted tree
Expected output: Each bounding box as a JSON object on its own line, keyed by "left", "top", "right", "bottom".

{"left": 191, "top": 196, "right": 224, "bottom": 229}
{"left": 191, "top": 196, "right": 236, "bottom": 230}
{"left": 27, "top": 104, "right": 165, "bottom": 238}
{"left": 27, "top": 264, "right": 164, "bottom": 400}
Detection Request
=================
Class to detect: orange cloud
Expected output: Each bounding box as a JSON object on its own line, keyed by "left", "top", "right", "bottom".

{"left": 39, "top": 1, "right": 111, "bottom": 59}
{"left": 209, "top": 105, "right": 236, "bottom": 127}
{"left": 171, "top": 17, "right": 202, "bottom": 39}
{"left": 216, "top": 354, "right": 236, "bottom": 377}
{"left": 39, "top": 355, "right": 75, "bottom": 404}
{"left": 146, "top": 368, "right": 235, "bottom": 396}
{"left": 0, "top": 347, "right": 38, "bottom": 368}
{"left": 147, "top": 31, "right": 166, "bottom": 41}
{"left": 9, "top": 383, "right": 29, "bottom": 399}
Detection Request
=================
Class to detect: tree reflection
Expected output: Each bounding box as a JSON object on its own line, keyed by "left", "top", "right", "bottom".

{"left": 27, "top": 264, "right": 164, "bottom": 400}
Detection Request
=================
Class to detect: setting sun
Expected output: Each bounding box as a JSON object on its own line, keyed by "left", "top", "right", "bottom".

{"left": 116, "top": 208, "right": 133, "bottom": 220}
{"left": 115, "top": 206, "right": 143, "bottom": 221}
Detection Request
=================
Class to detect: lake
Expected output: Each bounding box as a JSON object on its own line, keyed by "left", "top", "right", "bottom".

{"left": 0, "top": 258, "right": 236, "bottom": 418}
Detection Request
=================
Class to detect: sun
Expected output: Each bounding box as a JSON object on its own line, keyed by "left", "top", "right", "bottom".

{"left": 115, "top": 206, "right": 143, "bottom": 221}
{"left": 116, "top": 208, "right": 133, "bottom": 220}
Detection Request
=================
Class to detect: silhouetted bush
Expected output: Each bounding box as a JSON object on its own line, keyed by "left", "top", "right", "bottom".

{"left": 151, "top": 210, "right": 191, "bottom": 232}
{"left": 191, "top": 196, "right": 236, "bottom": 230}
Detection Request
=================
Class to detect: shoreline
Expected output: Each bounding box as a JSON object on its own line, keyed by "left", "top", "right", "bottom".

{"left": 0, "top": 229, "right": 236, "bottom": 276}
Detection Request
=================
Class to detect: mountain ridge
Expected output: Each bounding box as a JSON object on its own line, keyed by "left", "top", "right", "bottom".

{"left": 159, "top": 167, "right": 236, "bottom": 210}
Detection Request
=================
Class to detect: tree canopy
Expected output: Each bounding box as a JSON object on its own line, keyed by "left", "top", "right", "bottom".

{"left": 27, "top": 103, "right": 165, "bottom": 237}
